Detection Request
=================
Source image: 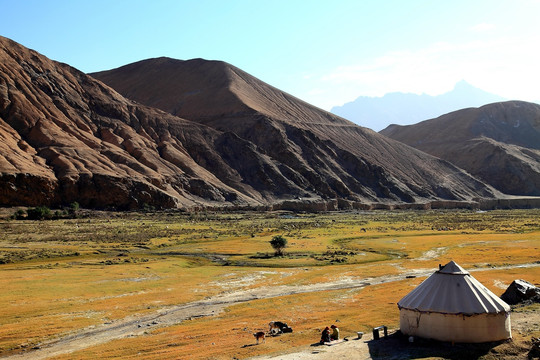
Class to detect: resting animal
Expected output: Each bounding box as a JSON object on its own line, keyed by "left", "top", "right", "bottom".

{"left": 268, "top": 321, "right": 288, "bottom": 334}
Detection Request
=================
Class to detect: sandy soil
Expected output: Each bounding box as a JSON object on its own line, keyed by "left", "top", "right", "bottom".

{"left": 3, "top": 263, "right": 539, "bottom": 360}
{"left": 248, "top": 334, "right": 373, "bottom": 360}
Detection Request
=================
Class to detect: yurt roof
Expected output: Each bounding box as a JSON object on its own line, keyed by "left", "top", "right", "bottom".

{"left": 397, "top": 261, "right": 511, "bottom": 314}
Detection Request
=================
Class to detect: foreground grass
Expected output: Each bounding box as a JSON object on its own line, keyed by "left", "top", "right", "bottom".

{"left": 0, "top": 208, "right": 538, "bottom": 358}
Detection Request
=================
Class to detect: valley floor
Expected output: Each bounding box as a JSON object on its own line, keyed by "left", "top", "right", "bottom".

{"left": 3, "top": 263, "right": 539, "bottom": 360}
{"left": 0, "top": 209, "right": 538, "bottom": 359}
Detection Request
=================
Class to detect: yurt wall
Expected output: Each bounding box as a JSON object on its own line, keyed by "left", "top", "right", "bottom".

{"left": 400, "top": 308, "right": 511, "bottom": 343}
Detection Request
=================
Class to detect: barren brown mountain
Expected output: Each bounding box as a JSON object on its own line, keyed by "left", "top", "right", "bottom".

{"left": 380, "top": 101, "right": 540, "bottom": 196}
{"left": 0, "top": 37, "right": 284, "bottom": 209}
{"left": 0, "top": 37, "right": 501, "bottom": 209}
{"left": 91, "top": 57, "right": 501, "bottom": 208}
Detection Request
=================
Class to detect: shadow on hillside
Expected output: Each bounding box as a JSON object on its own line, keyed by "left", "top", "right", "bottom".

{"left": 367, "top": 331, "right": 509, "bottom": 360}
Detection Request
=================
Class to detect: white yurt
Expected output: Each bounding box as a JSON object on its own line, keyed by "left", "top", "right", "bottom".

{"left": 397, "top": 261, "right": 511, "bottom": 343}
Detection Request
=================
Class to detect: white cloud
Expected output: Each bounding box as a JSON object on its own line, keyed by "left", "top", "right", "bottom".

{"left": 303, "top": 34, "right": 540, "bottom": 110}
{"left": 471, "top": 23, "right": 495, "bottom": 32}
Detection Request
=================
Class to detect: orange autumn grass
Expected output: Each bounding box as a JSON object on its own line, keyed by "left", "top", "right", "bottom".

{"left": 0, "top": 209, "right": 538, "bottom": 358}
{"left": 51, "top": 267, "right": 540, "bottom": 360}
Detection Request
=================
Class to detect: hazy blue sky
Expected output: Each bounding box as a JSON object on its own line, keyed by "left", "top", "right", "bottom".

{"left": 2, "top": 0, "right": 539, "bottom": 110}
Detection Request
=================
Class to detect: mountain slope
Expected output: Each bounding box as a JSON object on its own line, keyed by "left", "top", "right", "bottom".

{"left": 331, "top": 81, "right": 506, "bottom": 131}
{"left": 380, "top": 101, "right": 540, "bottom": 196}
{"left": 0, "top": 36, "right": 312, "bottom": 209}
{"left": 92, "top": 58, "right": 501, "bottom": 206}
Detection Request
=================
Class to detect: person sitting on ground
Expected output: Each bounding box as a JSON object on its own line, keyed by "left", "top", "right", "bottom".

{"left": 330, "top": 324, "right": 340, "bottom": 340}
{"left": 320, "top": 326, "right": 331, "bottom": 344}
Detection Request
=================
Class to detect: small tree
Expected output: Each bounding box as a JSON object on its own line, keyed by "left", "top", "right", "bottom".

{"left": 12, "top": 209, "right": 26, "bottom": 220}
{"left": 270, "top": 235, "right": 287, "bottom": 257}
{"left": 26, "top": 206, "right": 51, "bottom": 220}
{"left": 69, "top": 201, "right": 80, "bottom": 213}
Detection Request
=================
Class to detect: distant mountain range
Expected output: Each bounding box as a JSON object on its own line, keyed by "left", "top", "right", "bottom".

{"left": 380, "top": 101, "right": 540, "bottom": 196}
{"left": 331, "top": 80, "right": 507, "bottom": 131}
{"left": 0, "top": 36, "right": 505, "bottom": 210}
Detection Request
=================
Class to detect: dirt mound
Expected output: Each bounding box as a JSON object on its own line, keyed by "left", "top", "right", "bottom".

{"left": 380, "top": 101, "right": 540, "bottom": 196}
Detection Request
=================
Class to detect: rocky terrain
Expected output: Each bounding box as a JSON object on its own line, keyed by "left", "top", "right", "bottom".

{"left": 90, "top": 57, "right": 502, "bottom": 208}
{"left": 380, "top": 101, "right": 540, "bottom": 196}
{"left": 0, "top": 36, "right": 503, "bottom": 209}
{"left": 0, "top": 37, "right": 270, "bottom": 209}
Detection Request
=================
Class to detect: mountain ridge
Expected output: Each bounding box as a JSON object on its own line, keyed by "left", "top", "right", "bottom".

{"left": 331, "top": 80, "right": 507, "bottom": 131}
{"left": 0, "top": 36, "right": 510, "bottom": 210}
{"left": 380, "top": 101, "right": 540, "bottom": 196}
{"left": 0, "top": 37, "right": 272, "bottom": 209}
{"left": 92, "top": 57, "right": 502, "bottom": 206}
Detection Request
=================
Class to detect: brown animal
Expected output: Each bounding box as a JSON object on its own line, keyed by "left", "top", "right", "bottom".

{"left": 253, "top": 331, "right": 266, "bottom": 344}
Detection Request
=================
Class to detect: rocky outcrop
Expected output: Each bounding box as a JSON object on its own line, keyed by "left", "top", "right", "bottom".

{"left": 500, "top": 279, "right": 540, "bottom": 305}
{"left": 381, "top": 101, "right": 540, "bottom": 196}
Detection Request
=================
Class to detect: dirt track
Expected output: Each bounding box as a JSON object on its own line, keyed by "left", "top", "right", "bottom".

{"left": 3, "top": 263, "right": 538, "bottom": 360}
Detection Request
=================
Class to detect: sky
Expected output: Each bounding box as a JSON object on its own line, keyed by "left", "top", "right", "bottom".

{"left": 2, "top": 0, "right": 540, "bottom": 111}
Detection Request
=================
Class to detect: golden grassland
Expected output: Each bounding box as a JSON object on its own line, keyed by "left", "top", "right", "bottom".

{"left": 0, "top": 208, "right": 539, "bottom": 359}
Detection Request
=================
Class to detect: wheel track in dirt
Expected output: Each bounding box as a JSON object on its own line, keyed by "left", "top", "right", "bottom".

{"left": 2, "top": 262, "right": 538, "bottom": 360}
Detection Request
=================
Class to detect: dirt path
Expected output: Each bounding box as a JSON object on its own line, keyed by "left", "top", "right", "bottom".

{"left": 248, "top": 334, "right": 374, "bottom": 360}
{"left": 3, "top": 263, "right": 538, "bottom": 360}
